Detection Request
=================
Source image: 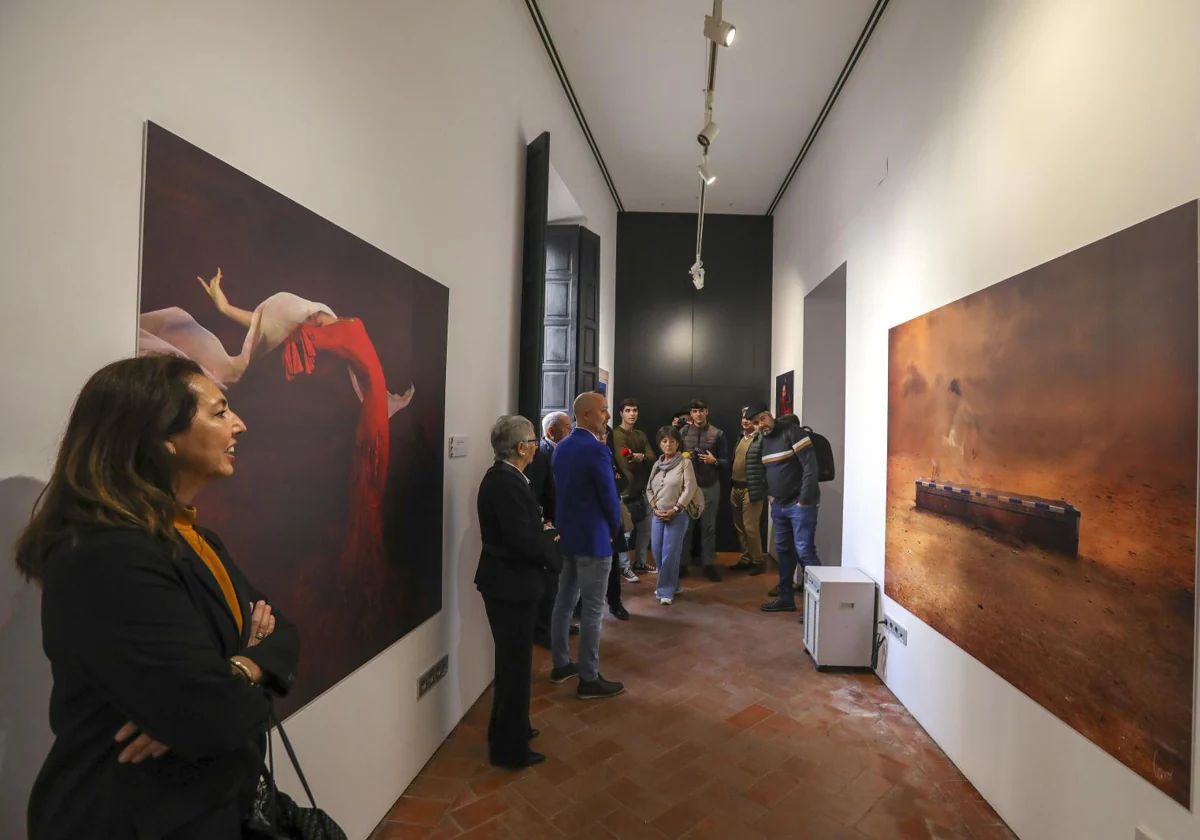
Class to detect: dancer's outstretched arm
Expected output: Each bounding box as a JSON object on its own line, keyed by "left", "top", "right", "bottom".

{"left": 197, "top": 268, "right": 254, "bottom": 329}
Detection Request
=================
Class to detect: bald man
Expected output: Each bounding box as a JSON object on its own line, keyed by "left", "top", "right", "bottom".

{"left": 548, "top": 392, "right": 625, "bottom": 699}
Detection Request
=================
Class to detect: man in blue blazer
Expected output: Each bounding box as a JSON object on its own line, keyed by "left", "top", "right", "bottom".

{"left": 549, "top": 391, "right": 625, "bottom": 699}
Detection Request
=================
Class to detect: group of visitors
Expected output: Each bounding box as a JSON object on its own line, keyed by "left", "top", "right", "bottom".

{"left": 476, "top": 391, "right": 823, "bottom": 771}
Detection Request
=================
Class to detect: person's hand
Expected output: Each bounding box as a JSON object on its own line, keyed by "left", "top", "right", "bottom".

{"left": 115, "top": 722, "right": 170, "bottom": 764}
{"left": 196, "top": 267, "right": 233, "bottom": 315}
{"left": 701, "top": 451, "right": 717, "bottom": 465}
{"left": 542, "top": 521, "right": 554, "bottom": 530}
{"left": 246, "top": 600, "right": 275, "bottom": 647}
{"left": 631, "top": 453, "right": 645, "bottom": 464}
{"left": 230, "top": 655, "right": 264, "bottom": 685}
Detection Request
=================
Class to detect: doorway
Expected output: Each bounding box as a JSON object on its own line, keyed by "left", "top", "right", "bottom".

{"left": 802, "top": 263, "right": 846, "bottom": 565}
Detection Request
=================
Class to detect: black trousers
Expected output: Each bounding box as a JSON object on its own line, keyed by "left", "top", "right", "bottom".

{"left": 607, "top": 551, "right": 622, "bottom": 607}
{"left": 534, "top": 569, "right": 557, "bottom": 642}
{"left": 483, "top": 595, "right": 537, "bottom": 765}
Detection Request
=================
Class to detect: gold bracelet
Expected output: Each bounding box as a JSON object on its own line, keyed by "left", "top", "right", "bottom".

{"left": 230, "top": 658, "right": 256, "bottom": 684}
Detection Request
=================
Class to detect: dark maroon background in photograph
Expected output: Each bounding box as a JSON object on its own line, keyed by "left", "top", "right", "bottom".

{"left": 140, "top": 122, "right": 448, "bottom": 716}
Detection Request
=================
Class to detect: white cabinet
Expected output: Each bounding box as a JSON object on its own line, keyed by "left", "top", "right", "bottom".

{"left": 802, "top": 566, "right": 877, "bottom": 669}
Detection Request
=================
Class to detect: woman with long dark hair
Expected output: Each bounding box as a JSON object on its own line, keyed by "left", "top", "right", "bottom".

{"left": 17, "top": 355, "right": 300, "bottom": 840}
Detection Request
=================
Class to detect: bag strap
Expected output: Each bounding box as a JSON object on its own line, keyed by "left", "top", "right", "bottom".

{"left": 270, "top": 710, "right": 319, "bottom": 810}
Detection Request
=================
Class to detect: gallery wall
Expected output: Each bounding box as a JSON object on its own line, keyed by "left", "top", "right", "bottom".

{"left": 615, "top": 211, "right": 773, "bottom": 552}
{"left": 771, "top": 1, "right": 1200, "bottom": 838}
{"left": 0, "top": 2, "right": 616, "bottom": 839}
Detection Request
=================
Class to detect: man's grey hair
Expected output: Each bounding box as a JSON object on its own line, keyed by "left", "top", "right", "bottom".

{"left": 541, "top": 411, "right": 570, "bottom": 437}
{"left": 490, "top": 414, "right": 535, "bottom": 461}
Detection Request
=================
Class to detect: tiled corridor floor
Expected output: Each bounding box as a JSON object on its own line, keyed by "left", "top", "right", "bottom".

{"left": 372, "top": 560, "right": 1017, "bottom": 839}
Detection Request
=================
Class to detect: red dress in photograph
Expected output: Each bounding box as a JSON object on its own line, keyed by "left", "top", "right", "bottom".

{"left": 282, "top": 318, "right": 390, "bottom": 572}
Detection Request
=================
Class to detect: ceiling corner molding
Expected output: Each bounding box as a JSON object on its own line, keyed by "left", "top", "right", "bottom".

{"left": 525, "top": 0, "right": 625, "bottom": 213}
{"left": 765, "top": 0, "right": 892, "bottom": 217}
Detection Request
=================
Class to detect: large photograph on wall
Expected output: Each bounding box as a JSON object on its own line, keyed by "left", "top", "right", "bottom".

{"left": 886, "top": 201, "right": 1198, "bottom": 806}
{"left": 138, "top": 123, "right": 449, "bottom": 716}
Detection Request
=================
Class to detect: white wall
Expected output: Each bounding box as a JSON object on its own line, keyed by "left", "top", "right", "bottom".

{"left": 0, "top": 2, "right": 616, "bottom": 838}
{"left": 773, "top": 2, "right": 1200, "bottom": 839}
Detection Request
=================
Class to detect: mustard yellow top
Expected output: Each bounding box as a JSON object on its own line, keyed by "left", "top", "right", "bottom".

{"left": 174, "top": 507, "right": 244, "bottom": 636}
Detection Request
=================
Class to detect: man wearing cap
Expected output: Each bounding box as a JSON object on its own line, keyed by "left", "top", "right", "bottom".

{"left": 730, "top": 408, "right": 767, "bottom": 577}
{"left": 746, "top": 402, "right": 822, "bottom": 613}
{"left": 680, "top": 398, "right": 730, "bottom": 583}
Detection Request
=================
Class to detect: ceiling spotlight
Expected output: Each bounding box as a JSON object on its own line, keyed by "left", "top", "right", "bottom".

{"left": 704, "top": 15, "right": 736, "bottom": 47}
{"left": 698, "top": 160, "right": 716, "bottom": 186}
{"left": 697, "top": 120, "right": 720, "bottom": 148}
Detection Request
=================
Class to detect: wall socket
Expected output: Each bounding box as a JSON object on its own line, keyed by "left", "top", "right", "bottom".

{"left": 417, "top": 654, "right": 449, "bottom": 699}
{"left": 884, "top": 615, "right": 908, "bottom": 646}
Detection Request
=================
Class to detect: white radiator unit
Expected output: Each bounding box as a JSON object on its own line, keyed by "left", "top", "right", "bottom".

{"left": 803, "top": 566, "right": 877, "bottom": 669}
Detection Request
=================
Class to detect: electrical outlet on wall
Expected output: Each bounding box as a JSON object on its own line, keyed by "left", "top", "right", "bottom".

{"left": 417, "top": 654, "right": 449, "bottom": 699}
{"left": 448, "top": 435, "right": 469, "bottom": 458}
{"left": 884, "top": 615, "right": 908, "bottom": 646}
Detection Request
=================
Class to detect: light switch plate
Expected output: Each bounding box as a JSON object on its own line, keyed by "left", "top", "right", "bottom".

{"left": 449, "top": 435, "right": 469, "bottom": 458}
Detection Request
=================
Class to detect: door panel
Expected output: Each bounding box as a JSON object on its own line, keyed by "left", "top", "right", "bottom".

{"left": 518, "top": 133, "right": 550, "bottom": 428}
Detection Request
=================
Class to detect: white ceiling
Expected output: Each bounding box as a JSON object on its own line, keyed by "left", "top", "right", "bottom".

{"left": 537, "top": 0, "right": 876, "bottom": 214}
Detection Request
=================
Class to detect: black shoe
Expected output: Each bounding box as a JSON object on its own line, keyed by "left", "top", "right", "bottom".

{"left": 747, "top": 563, "right": 765, "bottom": 577}
{"left": 760, "top": 598, "right": 797, "bottom": 612}
{"left": 569, "top": 624, "right": 580, "bottom": 636}
{"left": 730, "top": 559, "right": 751, "bottom": 570}
{"left": 610, "top": 604, "right": 630, "bottom": 621}
{"left": 533, "top": 633, "right": 552, "bottom": 650}
{"left": 577, "top": 675, "right": 625, "bottom": 700}
{"left": 704, "top": 566, "right": 722, "bottom": 583}
{"left": 550, "top": 662, "right": 579, "bottom": 683}
{"left": 491, "top": 751, "right": 546, "bottom": 770}
{"left": 529, "top": 729, "right": 540, "bottom": 740}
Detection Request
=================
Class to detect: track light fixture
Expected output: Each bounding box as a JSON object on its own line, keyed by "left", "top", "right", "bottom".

{"left": 698, "top": 158, "right": 716, "bottom": 186}
{"left": 697, "top": 119, "right": 719, "bottom": 148}
{"left": 690, "top": 259, "right": 705, "bottom": 290}
{"left": 704, "top": 15, "right": 736, "bottom": 47}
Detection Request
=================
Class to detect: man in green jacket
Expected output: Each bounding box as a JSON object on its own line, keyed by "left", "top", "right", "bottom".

{"left": 730, "top": 408, "right": 767, "bottom": 576}
{"left": 612, "top": 398, "right": 657, "bottom": 578}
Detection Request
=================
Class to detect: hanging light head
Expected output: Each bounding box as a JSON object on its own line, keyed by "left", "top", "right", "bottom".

{"left": 697, "top": 120, "right": 720, "bottom": 148}
{"left": 698, "top": 159, "right": 716, "bottom": 186}
{"left": 704, "top": 14, "right": 736, "bottom": 47}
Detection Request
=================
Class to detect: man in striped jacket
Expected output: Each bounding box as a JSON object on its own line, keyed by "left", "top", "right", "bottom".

{"left": 745, "top": 403, "right": 822, "bottom": 613}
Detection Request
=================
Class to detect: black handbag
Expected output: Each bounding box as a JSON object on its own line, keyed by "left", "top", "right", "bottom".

{"left": 244, "top": 711, "right": 348, "bottom": 840}
{"left": 623, "top": 496, "right": 648, "bottom": 525}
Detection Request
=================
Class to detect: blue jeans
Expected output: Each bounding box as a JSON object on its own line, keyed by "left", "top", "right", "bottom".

{"left": 551, "top": 554, "right": 611, "bottom": 681}
{"left": 771, "top": 502, "right": 821, "bottom": 606}
{"left": 651, "top": 513, "right": 690, "bottom": 600}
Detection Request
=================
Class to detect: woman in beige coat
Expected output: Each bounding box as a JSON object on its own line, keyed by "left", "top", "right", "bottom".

{"left": 645, "top": 425, "right": 700, "bottom": 605}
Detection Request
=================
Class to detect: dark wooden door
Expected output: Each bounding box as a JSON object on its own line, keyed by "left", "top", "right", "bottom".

{"left": 518, "top": 132, "right": 550, "bottom": 429}
{"left": 576, "top": 227, "right": 600, "bottom": 395}
{"left": 542, "top": 225, "right": 577, "bottom": 417}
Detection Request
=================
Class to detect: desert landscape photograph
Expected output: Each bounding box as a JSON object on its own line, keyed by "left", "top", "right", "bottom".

{"left": 886, "top": 201, "right": 1198, "bottom": 806}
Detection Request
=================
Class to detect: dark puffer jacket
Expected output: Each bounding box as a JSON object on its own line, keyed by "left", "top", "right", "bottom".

{"left": 742, "top": 433, "right": 768, "bottom": 503}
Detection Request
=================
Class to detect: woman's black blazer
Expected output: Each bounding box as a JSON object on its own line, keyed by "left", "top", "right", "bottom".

{"left": 28, "top": 526, "right": 300, "bottom": 840}
{"left": 475, "top": 462, "right": 560, "bottom": 602}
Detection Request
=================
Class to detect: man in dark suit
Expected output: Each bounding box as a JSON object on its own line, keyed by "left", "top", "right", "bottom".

{"left": 476, "top": 415, "right": 560, "bottom": 769}
{"left": 526, "top": 411, "right": 571, "bottom": 648}
{"left": 549, "top": 392, "right": 625, "bottom": 700}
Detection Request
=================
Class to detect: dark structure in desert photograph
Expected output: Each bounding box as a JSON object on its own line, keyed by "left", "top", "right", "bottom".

{"left": 886, "top": 201, "right": 1198, "bottom": 806}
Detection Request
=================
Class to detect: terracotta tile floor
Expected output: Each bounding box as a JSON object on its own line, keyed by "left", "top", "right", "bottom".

{"left": 373, "top": 559, "right": 1018, "bottom": 840}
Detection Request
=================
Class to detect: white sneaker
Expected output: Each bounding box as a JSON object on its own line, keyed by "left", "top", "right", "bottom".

{"left": 659, "top": 597, "right": 674, "bottom": 606}
{"left": 621, "top": 568, "right": 639, "bottom": 583}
